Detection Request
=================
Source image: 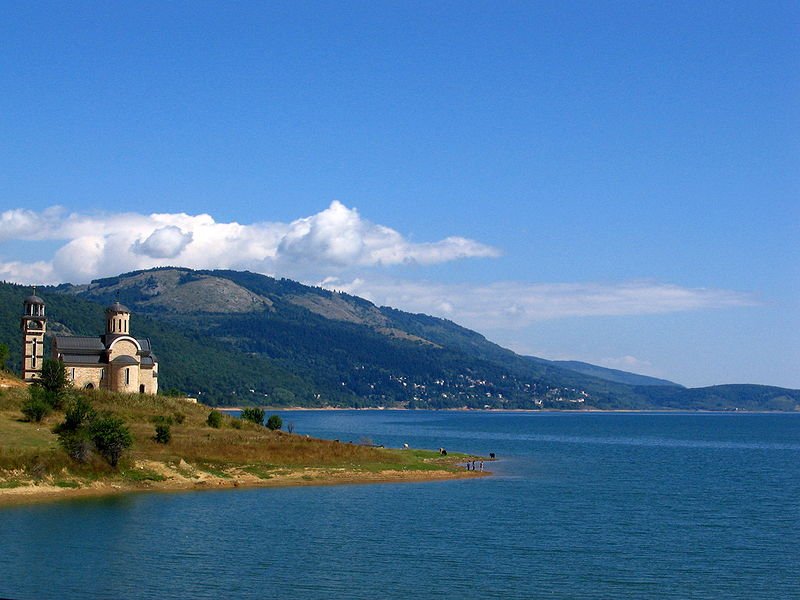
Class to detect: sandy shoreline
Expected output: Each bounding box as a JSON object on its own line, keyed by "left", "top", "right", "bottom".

{"left": 0, "top": 461, "right": 489, "bottom": 507}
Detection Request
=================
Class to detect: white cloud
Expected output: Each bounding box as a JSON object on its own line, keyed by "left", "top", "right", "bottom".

{"left": 0, "top": 201, "right": 499, "bottom": 284}
{"left": 133, "top": 226, "right": 193, "bottom": 258}
{"left": 322, "top": 278, "right": 756, "bottom": 326}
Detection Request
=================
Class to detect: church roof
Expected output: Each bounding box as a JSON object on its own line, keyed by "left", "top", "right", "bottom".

{"left": 60, "top": 354, "right": 104, "bottom": 365}
{"left": 54, "top": 336, "right": 106, "bottom": 354}
{"left": 105, "top": 301, "right": 130, "bottom": 313}
{"left": 111, "top": 355, "right": 139, "bottom": 365}
{"left": 24, "top": 294, "right": 45, "bottom": 305}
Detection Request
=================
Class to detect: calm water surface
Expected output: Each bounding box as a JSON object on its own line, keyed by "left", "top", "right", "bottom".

{"left": 2, "top": 411, "right": 799, "bottom": 599}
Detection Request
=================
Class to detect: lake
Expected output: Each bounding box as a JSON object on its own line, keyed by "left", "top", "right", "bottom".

{"left": 2, "top": 411, "right": 799, "bottom": 599}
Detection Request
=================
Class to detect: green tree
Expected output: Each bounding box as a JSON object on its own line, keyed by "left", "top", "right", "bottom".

{"left": 241, "top": 407, "right": 265, "bottom": 426}
{"left": 266, "top": 414, "right": 283, "bottom": 431}
{"left": 21, "top": 387, "right": 51, "bottom": 423}
{"left": 154, "top": 423, "right": 171, "bottom": 444}
{"left": 40, "top": 358, "right": 68, "bottom": 394}
{"left": 53, "top": 396, "right": 96, "bottom": 462}
{"left": 89, "top": 415, "right": 133, "bottom": 468}
{"left": 207, "top": 410, "right": 223, "bottom": 428}
{"left": 0, "top": 343, "right": 9, "bottom": 371}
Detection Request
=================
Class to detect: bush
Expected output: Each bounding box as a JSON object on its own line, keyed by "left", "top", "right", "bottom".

{"left": 173, "top": 412, "right": 186, "bottom": 425}
{"left": 22, "top": 392, "right": 51, "bottom": 423}
{"left": 58, "top": 430, "right": 93, "bottom": 463}
{"left": 154, "top": 423, "right": 171, "bottom": 444}
{"left": 54, "top": 396, "right": 96, "bottom": 463}
{"left": 266, "top": 414, "right": 283, "bottom": 431}
{"left": 40, "top": 358, "right": 69, "bottom": 394}
{"left": 230, "top": 419, "right": 242, "bottom": 429}
{"left": 241, "top": 407, "right": 266, "bottom": 426}
{"left": 89, "top": 415, "right": 133, "bottom": 468}
{"left": 207, "top": 410, "right": 223, "bottom": 428}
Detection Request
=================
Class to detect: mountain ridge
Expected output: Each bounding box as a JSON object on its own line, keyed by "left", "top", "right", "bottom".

{"left": 1, "top": 267, "right": 797, "bottom": 411}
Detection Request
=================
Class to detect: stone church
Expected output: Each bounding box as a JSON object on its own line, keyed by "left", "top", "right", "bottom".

{"left": 21, "top": 293, "right": 159, "bottom": 394}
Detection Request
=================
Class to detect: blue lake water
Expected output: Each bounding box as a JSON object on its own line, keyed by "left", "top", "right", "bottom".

{"left": 2, "top": 411, "right": 799, "bottom": 599}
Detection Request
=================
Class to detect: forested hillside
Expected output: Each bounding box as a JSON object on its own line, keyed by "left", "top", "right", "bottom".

{"left": 1, "top": 269, "right": 798, "bottom": 411}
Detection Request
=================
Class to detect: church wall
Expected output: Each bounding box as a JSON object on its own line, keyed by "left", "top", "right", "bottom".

{"left": 111, "top": 364, "right": 140, "bottom": 394}
{"left": 139, "top": 367, "right": 158, "bottom": 395}
{"left": 66, "top": 366, "right": 105, "bottom": 391}
{"left": 108, "top": 339, "right": 139, "bottom": 361}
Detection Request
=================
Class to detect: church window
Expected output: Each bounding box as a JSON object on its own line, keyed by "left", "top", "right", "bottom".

{"left": 32, "top": 341, "right": 37, "bottom": 368}
{"left": 100, "top": 368, "right": 105, "bottom": 380}
{"left": 125, "top": 368, "right": 130, "bottom": 385}
{"left": 71, "top": 368, "right": 75, "bottom": 380}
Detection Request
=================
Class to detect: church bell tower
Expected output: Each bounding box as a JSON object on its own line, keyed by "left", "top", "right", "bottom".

{"left": 21, "top": 289, "right": 47, "bottom": 383}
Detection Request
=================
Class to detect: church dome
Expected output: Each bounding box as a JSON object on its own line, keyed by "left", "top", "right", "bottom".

{"left": 24, "top": 294, "right": 45, "bottom": 305}
{"left": 105, "top": 301, "right": 130, "bottom": 314}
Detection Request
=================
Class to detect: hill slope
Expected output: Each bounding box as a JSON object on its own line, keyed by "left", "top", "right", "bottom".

{"left": 1, "top": 268, "right": 797, "bottom": 411}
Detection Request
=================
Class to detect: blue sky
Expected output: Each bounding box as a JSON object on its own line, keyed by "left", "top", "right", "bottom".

{"left": 1, "top": 1, "right": 797, "bottom": 388}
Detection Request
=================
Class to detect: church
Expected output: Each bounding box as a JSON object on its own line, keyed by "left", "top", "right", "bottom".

{"left": 21, "top": 293, "right": 159, "bottom": 394}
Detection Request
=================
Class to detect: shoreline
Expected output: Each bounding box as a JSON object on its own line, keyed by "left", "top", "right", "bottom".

{"left": 215, "top": 406, "right": 796, "bottom": 414}
{"left": 0, "top": 461, "right": 489, "bottom": 507}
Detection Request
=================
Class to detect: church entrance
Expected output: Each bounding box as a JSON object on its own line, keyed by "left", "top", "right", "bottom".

{"left": 139, "top": 384, "right": 145, "bottom": 394}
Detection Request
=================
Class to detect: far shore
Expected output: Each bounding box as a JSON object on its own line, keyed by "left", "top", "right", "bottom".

{"left": 214, "top": 406, "right": 793, "bottom": 414}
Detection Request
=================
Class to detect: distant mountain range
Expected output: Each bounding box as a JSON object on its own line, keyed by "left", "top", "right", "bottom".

{"left": 1, "top": 267, "right": 797, "bottom": 411}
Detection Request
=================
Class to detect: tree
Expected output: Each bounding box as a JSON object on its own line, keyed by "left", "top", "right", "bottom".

{"left": 266, "top": 414, "right": 283, "bottom": 431}
{"left": 40, "top": 358, "right": 68, "bottom": 394}
{"left": 37, "top": 358, "right": 70, "bottom": 410}
{"left": 89, "top": 415, "right": 133, "bottom": 468}
{"left": 207, "top": 410, "right": 223, "bottom": 428}
{"left": 53, "top": 396, "right": 96, "bottom": 463}
{"left": 0, "top": 343, "right": 9, "bottom": 371}
{"left": 21, "top": 387, "right": 51, "bottom": 423}
{"left": 154, "top": 423, "right": 171, "bottom": 444}
{"left": 241, "top": 407, "right": 265, "bottom": 426}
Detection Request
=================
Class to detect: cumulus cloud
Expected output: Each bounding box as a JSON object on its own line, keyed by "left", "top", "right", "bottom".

{"left": 0, "top": 201, "right": 499, "bottom": 284}
{"left": 321, "top": 278, "right": 757, "bottom": 327}
{"left": 132, "top": 226, "right": 193, "bottom": 258}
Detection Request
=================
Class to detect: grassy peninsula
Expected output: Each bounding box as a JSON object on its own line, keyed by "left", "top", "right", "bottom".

{"left": 0, "top": 372, "right": 483, "bottom": 505}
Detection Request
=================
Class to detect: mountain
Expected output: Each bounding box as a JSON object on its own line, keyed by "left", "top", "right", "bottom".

{"left": 538, "top": 359, "right": 682, "bottom": 387}
{"left": 1, "top": 267, "right": 797, "bottom": 411}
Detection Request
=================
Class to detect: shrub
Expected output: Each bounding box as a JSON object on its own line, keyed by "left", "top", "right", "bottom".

{"left": 241, "top": 407, "right": 266, "bottom": 426}
{"left": 231, "top": 419, "right": 242, "bottom": 430}
{"left": 154, "top": 423, "right": 171, "bottom": 444}
{"left": 55, "top": 396, "right": 96, "bottom": 434}
{"left": 58, "top": 430, "right": 93, "bottom": 463}
{"left": 22, "top": 392, "right": 51, "bottom": 423}
{"left": 40, "top": 358, "right": 69, "bottom": 394}
{"left": 89, "top": 415, "right": 133, "bottom": 468}
{"left": 266, "top": 414, "right": 283, "bottom": 431}
{"left": 0, "top": 343, "right": 9, "bottom": 371}
{"left": 53, "top": 396, "right": 97, "bottom": 463}
{"left": 207, "top": 410, "right": 223, "bottom": 428}
{"left": 173, "top": 412, "right": 186, "bottom": 425}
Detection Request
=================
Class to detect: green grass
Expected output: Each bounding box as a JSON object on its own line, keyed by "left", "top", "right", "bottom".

{"left": 197, "top": 462, "right": 233, "bottom": 479}
{"left": 2, "top": 382, "right": 473, "bottom": 488}
{"left": 120, "top": 468, "right": 167, "bottom": 483}
{"left": 242, "top": 464, "right": 276, "bottom": 479}
{"left": 0, "top": 480, "right": 24, "bottom": 489}
{"left": 54, "top": 479, "right": 80, "bottom": 489}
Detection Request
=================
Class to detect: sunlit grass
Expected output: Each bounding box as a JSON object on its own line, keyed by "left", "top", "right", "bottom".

{"left": 1, "top": 381, "right": 470, "bottom": 486}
